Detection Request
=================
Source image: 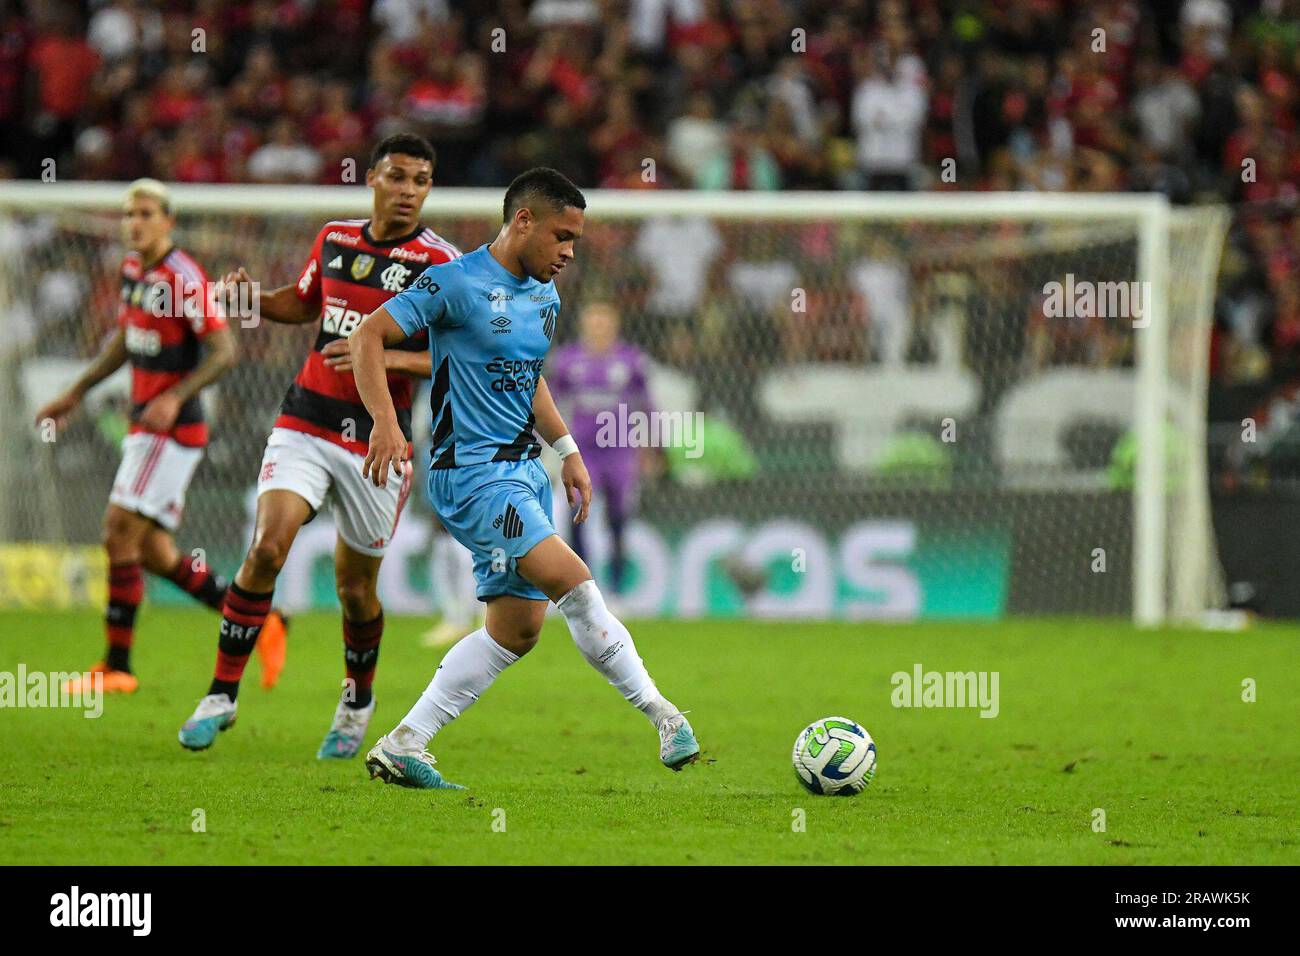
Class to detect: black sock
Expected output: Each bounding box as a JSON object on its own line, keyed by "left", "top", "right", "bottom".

{"left": 106, "top": 644, "right": 131, "bottom": 672}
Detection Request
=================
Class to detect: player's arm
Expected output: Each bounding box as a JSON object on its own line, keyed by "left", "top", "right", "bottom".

{"left": 320, "top": 338, "right": 432, "bottom": 377}
{"left": 534, "top": 375, "right": 592, "bottom": 524}
{"left": 350, "top": 306, "right": 414, "bottom": 487}
{"left": 220, "top": 267, "right": 319, "bottom": 325}
{"left": 33, "top": 329, "right": 129, "bottom": 431}
{"left": 136, "top": 325, "right": 237, "bottom": 433}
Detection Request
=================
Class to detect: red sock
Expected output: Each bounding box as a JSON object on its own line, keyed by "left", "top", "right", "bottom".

{"left": 166, "top": 556, "right": 228, "bottom": 611}
{"left": 208, "top": 582, "right": 273, "bottom": 700}
{"left": 343, "top": 610, "right": 383, "bottom": 709}
{"left": 105, "top": 562, "right": 144, "bottom": 672}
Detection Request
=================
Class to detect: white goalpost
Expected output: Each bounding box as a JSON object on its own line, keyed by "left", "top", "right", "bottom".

{"left": 0, "top": 183, "right": 1228, "bottom": 624}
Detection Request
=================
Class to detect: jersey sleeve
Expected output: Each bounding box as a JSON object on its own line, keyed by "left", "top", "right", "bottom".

{"left": 385, "top": 262, "right": 465, "bottom": 335}
{"left": 294, "top": 226, "right": 327, "bottom": 305}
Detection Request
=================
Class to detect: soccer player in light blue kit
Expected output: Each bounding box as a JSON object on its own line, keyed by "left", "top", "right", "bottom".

{"left": 349, "top": 168, "right": 700, "bottom": 789}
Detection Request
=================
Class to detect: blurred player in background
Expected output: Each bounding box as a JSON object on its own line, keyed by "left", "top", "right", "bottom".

{"left": 34, "top": 179, "right": 242, "bottom": 694}
{"left": 177, "top": 134, "right": 459, "bottom": 759}
{"left": 351, "top": 168, "right": 699, "bottom": 790}
{"left": 547, "top": 302, "right": 653, "bottom": 600}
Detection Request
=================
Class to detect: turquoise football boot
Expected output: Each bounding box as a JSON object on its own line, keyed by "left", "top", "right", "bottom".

{"left": 317, "top": 696, "right": 376, "bottom": 759}
{"left": 658, "top": 713, "right": 701, "bottom": 771}
{"left": 365, "top": 736, "right": 465, "bottom": 790}
{"left": 178, "top": 694, "right": 237, "bottom": 750}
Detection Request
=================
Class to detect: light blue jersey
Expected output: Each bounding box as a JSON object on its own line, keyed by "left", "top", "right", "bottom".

{"left": 386, "top": 244, "right": 560, "bottom": 468}
{"left": 386, "top": 243, "right": 561, "bottom": 602}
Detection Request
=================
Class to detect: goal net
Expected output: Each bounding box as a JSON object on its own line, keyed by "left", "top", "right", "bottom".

{"left": 0, "top": 185, "right": 1228, "bottom": 624}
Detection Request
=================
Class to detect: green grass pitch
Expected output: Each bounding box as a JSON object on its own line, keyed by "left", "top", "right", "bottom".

{"left": 1, "top": 608, "right": 1296, "bottom": 865}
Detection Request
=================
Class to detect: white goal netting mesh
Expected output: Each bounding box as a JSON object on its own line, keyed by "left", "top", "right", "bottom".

{"left": 0, "top": 194, "right": 1228, "bottom": 621}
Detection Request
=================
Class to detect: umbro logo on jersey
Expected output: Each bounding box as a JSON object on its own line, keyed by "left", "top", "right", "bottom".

{"left": 490, "top": 315, "right": 511, "bottom": 334}
{"left": 327, "top": 255, "right": 343, "bottom": 269}
{"left": 492, "top": 504, "right": 525, "bottom": 539}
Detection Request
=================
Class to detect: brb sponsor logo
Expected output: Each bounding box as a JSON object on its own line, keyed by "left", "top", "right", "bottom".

{"left": 486, "top": 356, "right": 544, "bottom": 393}
{"left": 322, "top": 304, "right": 364, "bottom": 336}
{"left": 50, "top": 886, "right": 151, "bottom": 936}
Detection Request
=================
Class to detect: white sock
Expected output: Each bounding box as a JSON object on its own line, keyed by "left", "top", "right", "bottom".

{"left": 431, "top": 534, "right": 476, "bottom": 629}
{"left": 556, "top": 579, "right": 677, "bottom": 727}
{"left": 392, "top": 627, "right": 518, "bottom": 750}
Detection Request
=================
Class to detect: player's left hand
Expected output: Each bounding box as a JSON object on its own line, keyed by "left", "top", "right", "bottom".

{"left": 562, "top": 453, "right": 592, "bottom": 524}
{"left": 363, "top": 419, "right": 408, "bottom": 488}
{"left": 137, "top": 391, "right": 182, "bottom": 433}
{"left": 321, "top": 338, "right": 353, "bottom": 372}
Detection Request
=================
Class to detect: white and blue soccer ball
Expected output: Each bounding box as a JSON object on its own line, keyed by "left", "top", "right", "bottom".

{"left": 792, "top": 716, "right": 876, "bottom": 796}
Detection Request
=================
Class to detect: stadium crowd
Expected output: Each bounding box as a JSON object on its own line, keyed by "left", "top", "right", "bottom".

{"left": 2, "top": 0, "right": 1299, "bottom": 390}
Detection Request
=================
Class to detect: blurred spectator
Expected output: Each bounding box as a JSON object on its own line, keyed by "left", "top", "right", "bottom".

{"left": 629, "top": 0, "right": 702, "bottom": 54}
{"left": 666, "top": 93, "right": 726, "bottom": 185}
{"left": 87, "top": 0, "right": 162, "bottom": 64}
{"left": 697, "top": 115, "right": 781, "bottom": 190}
{"left": 247, "top": 117, "right": 322, "bottom": 183}
{"left": 1132, "top": 59, "right": 1200, "bottom": 160}
{"left": 373, "top": 0, "right": 450, "bottom": 43}
{"left": 851, "top": 42, "right": 927, "bottom": 190}
{"left": 2, "top": 0, "right": 1300, "bottom": 394}
{"left": 635, "top": 214, "right": 721, "bottom": 324}
{"left": 27, "top": 5, "right": 100, "bottom": 172}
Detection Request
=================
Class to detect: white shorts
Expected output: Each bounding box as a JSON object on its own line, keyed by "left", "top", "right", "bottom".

{"left": 109, "top": 432, "right": 204, "bottom": 532}
{"left": 256, "top": 427, "right": 413, "bottom": 556}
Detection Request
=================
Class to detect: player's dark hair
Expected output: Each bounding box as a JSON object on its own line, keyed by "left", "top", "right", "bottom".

{"left": 369, "top": 133, "right": 436, "bottom": 171}
{"left": 503, "top": 167, "right": 586, "bottom": 224}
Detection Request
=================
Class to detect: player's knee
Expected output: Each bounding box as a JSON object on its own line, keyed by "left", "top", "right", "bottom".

{"left": 335, "top": 576, "right": 378, "bottom": 619}
{"left": 102, "top": 511, "right": 141, "bottom": 558}
{"left": 245, "top": 536, "right": 290, "bottom": 579}
{"left": 486, "top": 617, "right": 542, "bottom": 655}
{"left": 497, "top": 626, "right": 541, "bottom": 655}
{"left": 140, "top": 536, "right": 173, "bottom": 574}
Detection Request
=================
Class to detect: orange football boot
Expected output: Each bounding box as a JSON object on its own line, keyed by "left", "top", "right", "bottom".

{"left": 62, "top": 662, "right": 138, "bottom": 695}
{"left": 256, "top": 609, "right": 289, "bottom": 689}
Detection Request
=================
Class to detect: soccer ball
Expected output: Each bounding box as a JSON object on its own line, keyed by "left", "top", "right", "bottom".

{"left": 792, "top": 716, "right": 876, "bottom": 795}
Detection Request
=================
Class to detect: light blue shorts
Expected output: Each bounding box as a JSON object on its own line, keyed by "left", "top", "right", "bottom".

{"left": 426, "top": 456, "right": 554, "bottom": 601}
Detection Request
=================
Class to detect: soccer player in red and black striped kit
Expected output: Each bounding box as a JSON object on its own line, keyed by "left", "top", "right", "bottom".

{"left": 33, "top": 179, "right": 268, "bottom": 694}
{"left": 178, "top": 134, "right": 461, "bottom": 758}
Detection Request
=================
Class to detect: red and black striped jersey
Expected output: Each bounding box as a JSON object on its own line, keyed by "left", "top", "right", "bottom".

{"left": 118, "top": 246, "right": 226, "bottom": 448}
{"left": 275, "top": 218, "right": 460, "bottom": 454}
